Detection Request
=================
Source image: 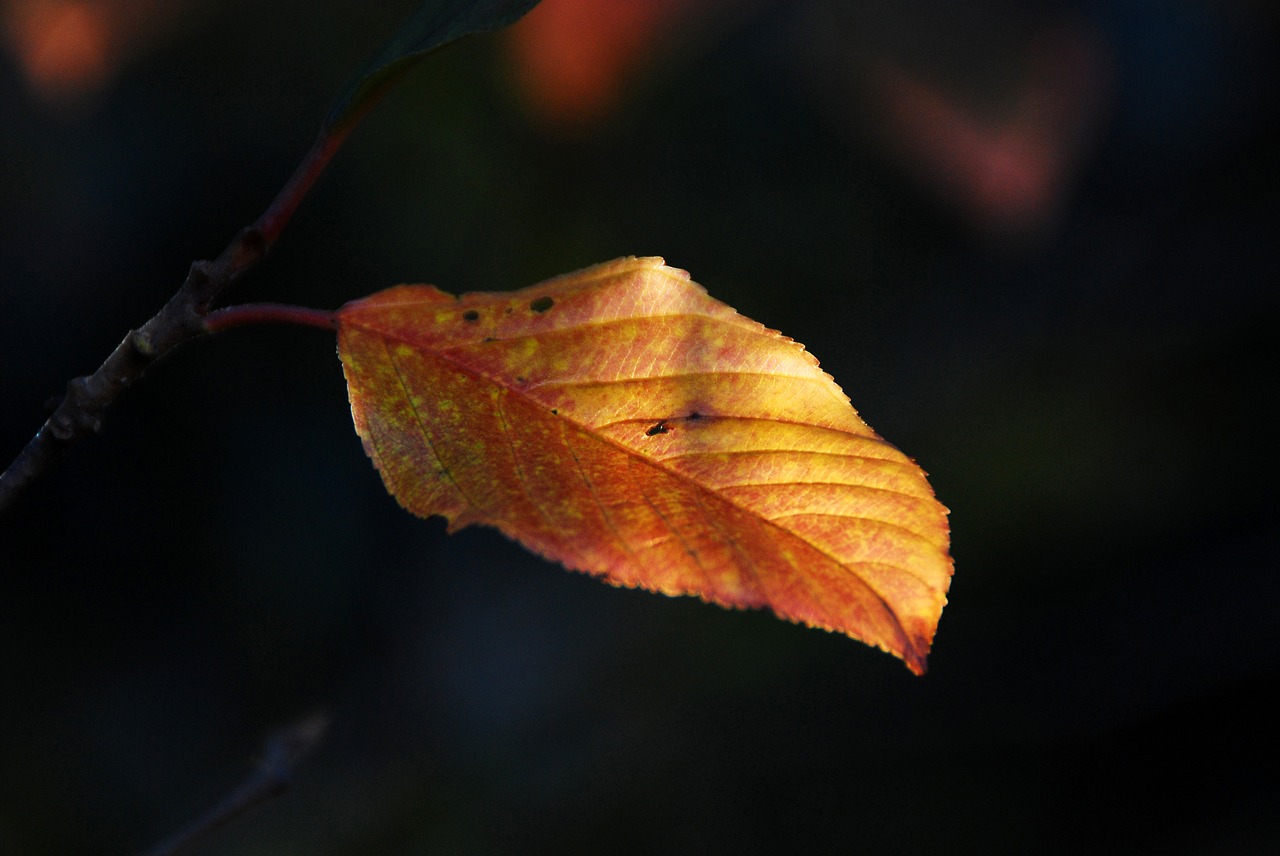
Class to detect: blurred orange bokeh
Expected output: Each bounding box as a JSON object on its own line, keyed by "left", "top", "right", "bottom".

{"left": 2, "top": 0, "right": 190, "bottom": 104}
{"left": 6, "top": 0, "right": 1110, "bottom": 240}
{"left": 504, "top": 1, "right": 1109, "bottom": 239}
{"left": 505, "top": 0, "right": 709, "bottom": 131}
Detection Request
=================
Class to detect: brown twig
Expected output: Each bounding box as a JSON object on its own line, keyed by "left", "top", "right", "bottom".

{"left": 0, "top": 129, "right": 343, "bottom": 515}
{"left": 0, "top": 1, "right": 549, "bottom": 514}
{"left": 142, "top": 713, "right": 330, "bottom": 856}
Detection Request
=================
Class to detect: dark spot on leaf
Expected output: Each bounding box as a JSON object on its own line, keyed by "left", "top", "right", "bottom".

{"left": 462, "top": 309, "right": 480, "bottom": 322}
{"left": 482, "top": 336, "right": 496, "bottom": 343}
{"left": 550, "top": 409, "right": 558, "bottom": 415}
{"left": 516, "top": 376, "right": 527, "bottom": 384}
{"left": 646, "top": 421, "right": 669, "bottom": 436}
{"left": 530, "top": 296, "right": 554, "bottom": 313}
{"left": 688, "top": 411, "right": 703, "bottom": 421}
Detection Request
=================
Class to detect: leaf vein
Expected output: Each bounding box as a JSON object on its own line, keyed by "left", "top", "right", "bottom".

{"left": 558, "top": 423, "right": 637, "bottom": 565}
{"left": 635, "top": 468, "right": 712, "bottom": 588}
{"left": 541, "top": 369, "right": 835, "bottom": 390}
{"left": 384, "top": 338, "right": 483, "bottom": 514}
{"left": 494, "top": 391, "right": 572, "bottom": 558}
{"left": 764, "top": 513, "right": 941, "bottom": 588}
{"left": 660, "top": 447, "right": 906, "bottom": 467}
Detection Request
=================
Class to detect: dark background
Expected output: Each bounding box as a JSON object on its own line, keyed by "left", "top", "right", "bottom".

{"left": 2, "top": 0, "right": 1277, "bottom": 853}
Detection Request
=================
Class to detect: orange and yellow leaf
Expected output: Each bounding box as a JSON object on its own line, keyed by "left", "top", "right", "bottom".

{"left": 337, "top": 257, "right": 952, "bottom": 673}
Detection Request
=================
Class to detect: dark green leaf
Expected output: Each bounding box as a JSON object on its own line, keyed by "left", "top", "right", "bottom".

{"left": 324, "top": 0, "right": 542, "bottom": 131}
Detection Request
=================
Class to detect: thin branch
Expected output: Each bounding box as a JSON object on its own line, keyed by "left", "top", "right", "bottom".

{"left": 255, "top": 126, "right": 354, "bottom": 249}
{"left": 0, "top": 2, "right": 548, "bottom": 514}
{"left": 142, "top": 713, "right": 330, "bottom": 856}
{"left": 0, "top": 122, "right": 342, "bottom": 515}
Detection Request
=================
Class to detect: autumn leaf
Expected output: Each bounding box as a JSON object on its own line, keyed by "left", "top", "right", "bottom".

{"left": 337, "top": 257, "right": 952, "bottom": 673}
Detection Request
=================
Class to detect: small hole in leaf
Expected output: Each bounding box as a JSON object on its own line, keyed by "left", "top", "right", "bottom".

{"left": 462, "top": 309, "right": 480, "bottom": 322}
{"left": 530, "top": 296, "right": 554, "bottom": 313}
{"left": 550, "top": 409, "right": 558, "bottom": 415}
{"left": 646, "top": 421, "right": 668, "bottom": 436}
